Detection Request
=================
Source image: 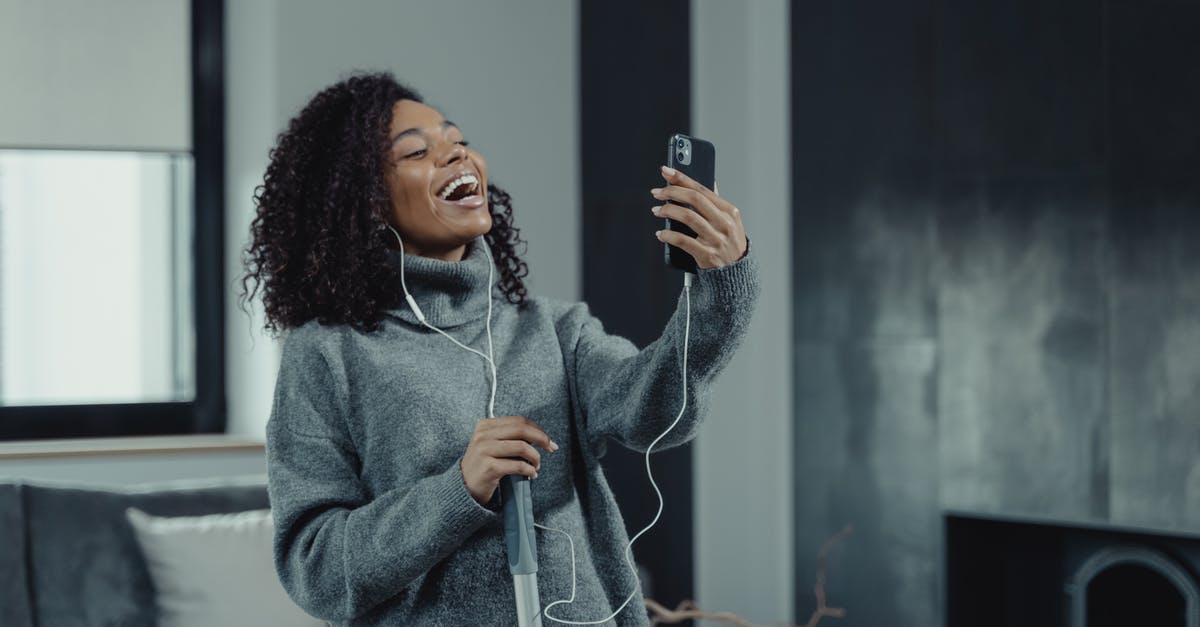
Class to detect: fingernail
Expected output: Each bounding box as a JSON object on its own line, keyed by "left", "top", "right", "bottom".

{"left": 550, "top": 440, "right": 560, "bottom": 452}
{"left": 661, "top": 165, "right": 677, "bottom": 176}
{"left": 651, "top": 205, "right": 661, "bottom": 215}
{"left": 650, "top": 188, "right": 663, "bottom": 197}
{"left": 533, "top": 472, "right": 539, "bottom": 479}
{"left": 655, "top": 230, "right": 664, "bottom": 239}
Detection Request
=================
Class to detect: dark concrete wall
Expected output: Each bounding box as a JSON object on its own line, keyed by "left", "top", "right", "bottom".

{"left": 790, "top": 0, "right": 1200, "bottom": 625}
{"left": 580, "top": 0, "right": 695, "bottom": 608}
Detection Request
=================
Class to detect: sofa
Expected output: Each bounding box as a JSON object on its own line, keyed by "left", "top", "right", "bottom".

{"left": 0, "top": 475, "right": 281, "bottom": 627}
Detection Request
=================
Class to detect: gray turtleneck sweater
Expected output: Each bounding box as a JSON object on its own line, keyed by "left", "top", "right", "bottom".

{"left": 266, "top": 240, "right": 759, "bottom": 626}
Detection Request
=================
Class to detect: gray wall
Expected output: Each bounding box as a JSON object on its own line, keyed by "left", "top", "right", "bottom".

{"left": 692, "top": 1, "right": 794, "bottom": 624}
{"left": 791, "top": 0, "right": 1200, "bottom": 625}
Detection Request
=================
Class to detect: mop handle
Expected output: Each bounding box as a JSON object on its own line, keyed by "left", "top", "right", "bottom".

{"left": 501, "top": 474, "right": 538, "bottom": 574}
{"left": 501, "top": 474, "right": 541, "bottom": 626}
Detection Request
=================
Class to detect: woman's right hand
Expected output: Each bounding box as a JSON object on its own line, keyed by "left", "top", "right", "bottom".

{"left": 461, "top": 415, "right": 559, "bottom": 506}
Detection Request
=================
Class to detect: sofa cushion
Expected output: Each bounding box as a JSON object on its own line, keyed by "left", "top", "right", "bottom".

{"left": 0, "top": 483, "right": 33, "bottom": 627}
{"left": 22, "top": 478, "right": 269, "bottom": 627}
{"left": 125, "top": 507, "right": 325, "bottom": 627}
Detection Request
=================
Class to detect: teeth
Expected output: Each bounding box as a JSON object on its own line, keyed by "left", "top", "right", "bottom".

{"left": 438, "top": 174, "right": 479, "bottom": 200}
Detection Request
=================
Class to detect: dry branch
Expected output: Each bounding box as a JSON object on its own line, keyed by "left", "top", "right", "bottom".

{"left": 643, "top": 524, "right": 853, "bottom": 627}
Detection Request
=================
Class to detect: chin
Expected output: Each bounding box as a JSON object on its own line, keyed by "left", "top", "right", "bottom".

{"left": 466, "top": 216, "right": 493, "bottom": 239}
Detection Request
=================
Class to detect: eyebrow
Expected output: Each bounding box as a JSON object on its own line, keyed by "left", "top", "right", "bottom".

{"left": 391, "top": 120, "right": 459, "bottom": 145}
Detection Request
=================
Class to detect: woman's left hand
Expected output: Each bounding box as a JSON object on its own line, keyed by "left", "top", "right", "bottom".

{"left": 651, "top": 165, "right": 748, "bottom": 269}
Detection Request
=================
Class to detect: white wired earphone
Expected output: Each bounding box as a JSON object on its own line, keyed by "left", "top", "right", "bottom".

{"left": 388, "top": 224, "right": 692, "bottom": 625}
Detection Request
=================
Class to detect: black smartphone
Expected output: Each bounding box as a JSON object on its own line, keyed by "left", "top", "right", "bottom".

{"left": 664, "top": 133, "right": 716, "bottom": 273}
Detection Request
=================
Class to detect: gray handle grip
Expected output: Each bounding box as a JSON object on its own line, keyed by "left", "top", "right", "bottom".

{"left": 501, "top": 474, "right": 538, "bottom": 575}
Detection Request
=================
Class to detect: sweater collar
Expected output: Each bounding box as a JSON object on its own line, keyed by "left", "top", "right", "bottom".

{"left": 384, "top": 237, "right": 496, "bottom": 328}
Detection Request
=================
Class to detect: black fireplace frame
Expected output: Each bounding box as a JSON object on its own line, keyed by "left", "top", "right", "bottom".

{"left": 947, "top": 511, "right": 1200, "bottom": 627}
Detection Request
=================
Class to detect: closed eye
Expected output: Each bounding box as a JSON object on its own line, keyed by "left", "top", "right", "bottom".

{"left": 404, "top": 149, "right": 427, "bottom": 159}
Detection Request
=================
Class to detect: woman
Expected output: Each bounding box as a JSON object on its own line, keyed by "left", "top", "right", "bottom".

{"left": 242, "top": 71, "right": 758, "bottom": 626}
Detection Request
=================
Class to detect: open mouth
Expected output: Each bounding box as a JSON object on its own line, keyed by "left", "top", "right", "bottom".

{"left": 436, "top": 172, "right": 481, "bottom": 202}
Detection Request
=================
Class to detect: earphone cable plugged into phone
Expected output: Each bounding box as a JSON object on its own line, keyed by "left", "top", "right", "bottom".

{"left": 536, "top": 269, "right": 691, "bottom": 625}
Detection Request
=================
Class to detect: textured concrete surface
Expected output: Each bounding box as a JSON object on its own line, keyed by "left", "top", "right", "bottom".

{"left": 791, "top": 0, "right": 1200, "bottom": 625}
{"left": 938, "top": 178, "right": 1109, "bottom": 521}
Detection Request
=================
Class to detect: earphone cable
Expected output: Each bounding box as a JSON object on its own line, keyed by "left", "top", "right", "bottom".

{"left": 391, "top": 226, "right": 498, "bottom": 418}
{"left": 537, "top": 271, "right": 692, "bottom": 625}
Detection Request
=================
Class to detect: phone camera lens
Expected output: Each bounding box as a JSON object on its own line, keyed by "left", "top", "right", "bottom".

{"left": 677, "top": 139, "right": 686, "bottom": 148}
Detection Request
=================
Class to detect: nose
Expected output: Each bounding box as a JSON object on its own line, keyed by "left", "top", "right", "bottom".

{"left": 439, "top": 142, "right": 467, "bottom": 167}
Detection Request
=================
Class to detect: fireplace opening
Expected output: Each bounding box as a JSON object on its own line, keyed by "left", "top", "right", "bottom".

{"left": 1085, "top": 562, "right": 1184, "bottom": 625}
{"left": 1070, "top": 546, "right": 1198, "bottom": 627}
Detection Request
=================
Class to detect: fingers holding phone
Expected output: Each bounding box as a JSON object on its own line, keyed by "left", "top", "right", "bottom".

{"left": 654, "top": 134, "right": 747, "bottom": 271}
{"left": 652, "top": 155, "right": 747, "bottom": 269}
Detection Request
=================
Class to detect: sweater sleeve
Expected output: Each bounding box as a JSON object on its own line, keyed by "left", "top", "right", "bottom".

{"left": 569, "top": 252, "right": 759, "bottom": 456}
{"left": 266, "top": 329, "right": 498, "bottom": 621}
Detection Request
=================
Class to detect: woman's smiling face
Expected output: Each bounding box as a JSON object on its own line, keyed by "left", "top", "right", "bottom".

{"left": 383, "top": 99, "right": 490, "bottom": 261}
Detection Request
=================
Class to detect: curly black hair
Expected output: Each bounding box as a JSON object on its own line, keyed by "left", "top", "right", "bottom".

{"left": 239, "top": 72, "right": 529, "bottom": 335}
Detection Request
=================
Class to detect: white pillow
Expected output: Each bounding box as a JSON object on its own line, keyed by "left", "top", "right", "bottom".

{"left": 125, "top": 507, "right": 326, "bottom": 627}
